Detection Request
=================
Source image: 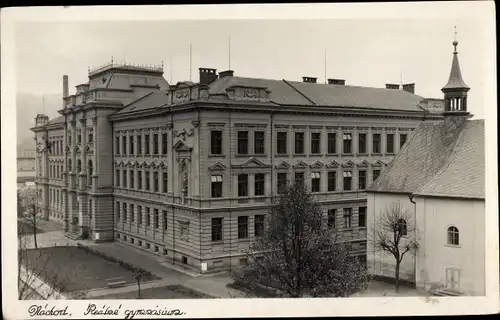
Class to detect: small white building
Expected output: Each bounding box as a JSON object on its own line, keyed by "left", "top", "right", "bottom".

{"left": 366, "top": 40, "right": 485, "bottom": 296}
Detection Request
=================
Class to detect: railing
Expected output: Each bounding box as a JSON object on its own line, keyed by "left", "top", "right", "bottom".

{"left": 89, "top": 61, "right": 163, "bottom": 76}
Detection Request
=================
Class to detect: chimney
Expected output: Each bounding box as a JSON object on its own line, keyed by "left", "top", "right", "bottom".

{"left": 63, "top": 75, "right": 69, "bottom": 108}
{"left": 219, "top": 70, "right": 234, "bottom": 78}
{"left": 402, "top": 83, "right": 415, "bottom": 94}
{"left": 199, "top": 68, "right": 218, "bottom": 85}
{"left": 302, "top": 77, "right": 317, "bottom": 83}
{"left": 385, "top": 83, "right": 400, "bottom": 90}
{"left": 327, "top": 78, "right": 346, "bottom": 85}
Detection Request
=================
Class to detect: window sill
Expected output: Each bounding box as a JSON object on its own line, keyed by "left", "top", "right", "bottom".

{"left": 342, "top": 153, "right": 353, "bottom": 156}
{"left": 211, "top": 240, "right": 224, "bottom": 245}
{"left": 208, "top": 154, "right": 226, "bottom": 158}
{"left": 275, "top": 153, "right": 288, "bottom": 157}
{"left": 326, "top": 153, "right": 339, "bottom": 156}
{"left": 445, "top": 244, "right": 461, "bottom": 248}
{"left": 293, "top": 153, "right": 306, "bottom": 157}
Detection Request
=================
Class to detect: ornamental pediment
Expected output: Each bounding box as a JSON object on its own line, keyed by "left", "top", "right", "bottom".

{"left": 310, "top": 160, "right": 324, "bottom": 169}
{"left": 275, "top": 161, "right": 290, "bottom": 170}
{"left": 173, "top": 140, "right": 192, "bottom": 152}
{"left": 225, "top": 85, "right": 271, "bottom": 102}
{"left": 357, "top": 160, "right": 370, "bottom": 168}
{"left": 326, "top": 160, "right": 340, "bottom": 168}
{"left": 293, "top": 160, "right": 308, "bottom": 169}
{"left": 208, "top": 162, "right": 227, "bottom": 172}
{"left": 342, "top": 160, "right": 355, "bottom": 168}
{"left": 235, "top": 157, "right": 270, "bottom": 169}
{"left": 372, "top": 160, "right": 385, "bottom": 167}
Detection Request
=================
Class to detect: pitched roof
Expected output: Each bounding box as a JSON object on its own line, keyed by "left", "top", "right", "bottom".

{"left": 47, "top": 115, "right": 65, "bottom": 125}
{"left": 209, "top": 76, "right": 426, "bottom": 111}
{"left": 442, "top": 44, "right": 469, "bottom": 90}
{"left": 117, "top": 91, "right": 169, "bottom": 114}
{"left": 368, "top": 119, "right": 484, "bottom": 199}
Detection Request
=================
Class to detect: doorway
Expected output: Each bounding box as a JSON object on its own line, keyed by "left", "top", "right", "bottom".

{"left": 445, "top": 268, "right": 460, "bottom": 290}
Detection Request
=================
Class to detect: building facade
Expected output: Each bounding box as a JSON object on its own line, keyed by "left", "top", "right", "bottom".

{"left": 367, "top": 40, "right": 485, "bottom": 295}
{"left": 32, "top": 60, "right": 443, "bottom": 273}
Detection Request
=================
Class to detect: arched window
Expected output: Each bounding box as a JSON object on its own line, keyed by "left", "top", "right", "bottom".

{"left": 68, "top": 159, "right": 72, "bottom": 172}
{"left": 76, "top": 159, "right": 81, "bottom": 173}
{"left": 88, "top": 160, "right": 93, "bottom": 185}
{"left": 397, "top": 218, "right": 407, "bottom": 236}
{"left": 447, "top": 226, "right": 459, "bottom": 245}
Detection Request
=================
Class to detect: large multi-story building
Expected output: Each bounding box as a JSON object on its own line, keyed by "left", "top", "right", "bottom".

{"left": 32, "top": 59, "right": 443, "bottom": 273}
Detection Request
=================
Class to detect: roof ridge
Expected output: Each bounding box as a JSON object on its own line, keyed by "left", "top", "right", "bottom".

{"left": 413, "top": 122, "right": 472, "bottom": 195}
{"left": 121, "top": 91, "right": 156, "bottom": 109}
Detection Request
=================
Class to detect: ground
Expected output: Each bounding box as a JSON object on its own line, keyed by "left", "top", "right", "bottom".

{"left": 93, "top": 285, "right": 212, "bottom": 299}
{"left": 24, "top": 246, "right": 160, "bottom": 293}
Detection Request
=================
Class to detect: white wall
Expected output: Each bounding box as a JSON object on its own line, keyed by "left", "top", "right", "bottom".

{"left": 367, "top": 192, "right": 417, "bottom": 282}
{"left": 415, "top": 196, "right": 485, "bottom": 295}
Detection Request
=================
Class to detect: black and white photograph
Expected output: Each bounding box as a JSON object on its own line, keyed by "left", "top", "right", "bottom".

{"left": 1, "top": 2, "right": 498, "bottom": 318}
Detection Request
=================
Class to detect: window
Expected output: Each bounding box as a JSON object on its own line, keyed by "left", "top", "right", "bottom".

{"left": 211, "top": 175, "right": 223, "bottom": 198}
{"left": 311, "top": 172, "right": 321, "bottom": 192}
{"left": 153, "top": 172, "right": 159, "bottom": 192}
{"left": 129, "top": 170, "right": 134, "bottom": 189}
{"left": 163, "top": 172, "right": 168, "bottom": 193}
{"left": 180, "top": 223, "right": 189, "bottom": 241}
{"left": 343, "top": 171, "right": 352, "bottom": 191}
{"left": 115, "top": 202, "right": 121, "bottom": 221}
{"left": 447, "top": 226, "right": 459, "bottom": 245}
{"left": 144, "top": 134, "right": 150, "bottom": 155}
{"left": 211, "top": 218, "right": 223, "bottom": 241}
{"left": 277, "top": 132, "right": 287, "bottom": 154}
{"left": 254, "top": 215, "right": 265, "bottom": 237}
{"left": 88, "top": 160, "right": 93, "bottom": 185}
{"left": 373, "top": 133, "right": 381, "bottom": 154}
{"left": 343, "top": 208, "right": 352, "bottom": 228}
{"left": 88, "top": 132, "right": 93, "bottom": 143}
{"left": 328, "top": 133, "right": 337, "bottom": 154}
{"left": 386, "top": 134, "right": 394, "bottom": 153}
{"left": 294, "top": 172, "right": 304, "bottom": 188}
{"left": 137, "top": 135, "right": 142, "bottom": 155}
{"left": 358, "top": 207, "right": 366, "bottom": 228}
{"left": 238, "top": 174, "right": 248, "bottom": 197}
{"left": 122, "top": 170, "right": 127, "bottom": 188}
{"left": 358, "top": 170, "right": 366, "bottom": 190}
{"left": 68, "top": 159, "right": 72, "bottom": 172}
{"left": 237, "top": 131, "right": 248, "bottom": 155}
{"left": 295, "top": 132, "right": 304, "bottom": 154}
{"left": 153, "top": 134, "right": 159, "bottom": 155}
{"left": 77, "top": 160, "right": 82, "bottom": 173}
{"left": 129, "top": 135, "right": 134, "bottom": 154}
{"left": 138, "top": 171, "right": 143, "bottom": 190}
{"left": 327, "top": 209, "right": 336, "bottom": 228}
{"left": 163, "top": 210, "right": 168, "bottom": 231}
{"left": 130, "top": 204, "right": 134, "bottom": 222}
{"left": 211, "top": 130, "right": 222, "bottom": 155}
{"left": 68, "top": 134, "right": 72, "bottom": 146}
{"left": 311, "top": 132, "right": 321, "bottom": 154}
{"left": 359, "top": 133, "right": 367, "bottom": 154}
{"left": 145, "top": 171, "right": 150, "bottom": 191}
{"left": 400, "top": 133, "right": 407, "bottom": 149}
{"left": 343, "top": 133, "right": 352, "bottom": 154}
{"left": 116, "top": 169, "right": 120, "bottom": 187}
{"left": 123, "top": 203, "right": 127, "bottom": 221}
{"left": 123, "top": 136, "right": 127, "bottom": 155}
{"left": 154, "top": 209, "right": 159, "bottom": 229}
{"left": 154, "top": 245, "right": 159, "bottom": 253}
{"left": 277, "top": 172, "right": 287, "bottom": 194}
{"left": 137, "top": 205, "right": 142, "bottom": 225}
{"left": 238, "top": 216, "right": 249, "bottom": 239}
{"left": 397, "top": 219, "right": 408, "bottom": 236}
{"left": 254, "top": 131, "right": 265, "bottom": 154}
{"left": 78, "top": 133, "right": 82, "bottom": 145}
{"left": 146, "top": 207, "right": 151, "bottom": 226}
{"left": 254, "top": 173, "right": 265, "bottom": 196}
{"left": 373, "top": 169, "right": 381, "bottom": 181}
{"left": 115, "top": 137, "right": 120, "bottom": 153}
{"left": 162, "top": 133, "right": 168, "bottom": 154}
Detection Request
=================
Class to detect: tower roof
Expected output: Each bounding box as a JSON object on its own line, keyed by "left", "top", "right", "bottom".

{"left": 442, "top": 40, "right": 470, "bottom": 91}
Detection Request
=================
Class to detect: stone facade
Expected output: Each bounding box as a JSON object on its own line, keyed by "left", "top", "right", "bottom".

{"left": 32, "top": 62, "right": 443, "bottom": 273}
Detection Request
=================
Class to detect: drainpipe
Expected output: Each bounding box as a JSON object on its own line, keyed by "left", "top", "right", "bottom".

{"left": 408, "top": 194, "right": 417, "bottom": 288}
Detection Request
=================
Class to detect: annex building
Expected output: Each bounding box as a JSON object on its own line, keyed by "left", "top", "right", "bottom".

{"left": 367, "top": 40, "right": 485, "bottom": 296}
{"left": 32, "top": 57, "right": 443, "bottom": 273}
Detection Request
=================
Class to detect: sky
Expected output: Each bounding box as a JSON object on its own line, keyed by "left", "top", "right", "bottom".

{"left": 15, "top": 19, "right": 489, "bottom": 119}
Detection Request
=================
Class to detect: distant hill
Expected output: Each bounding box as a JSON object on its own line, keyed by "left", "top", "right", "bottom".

{"left": 17, "top": 92, "right": 61, "bottom": 148}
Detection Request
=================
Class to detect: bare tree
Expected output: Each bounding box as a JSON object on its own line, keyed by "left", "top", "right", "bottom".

{"left": 23, "top": 189, "right": 43, "bottom": 249}
{"left": 134, "top": 270, "right": 147, "bottom": 299}
{"left": 372, "top": 201, "right": 419, "bottom": 292}
{"left": 17, "top": 221, "right": 67, "bottom": 300}
{"left": 233, "top": 183, "right": 369, "bottom": 298}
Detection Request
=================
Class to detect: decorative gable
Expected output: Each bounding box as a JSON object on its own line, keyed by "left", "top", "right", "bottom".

{"left": 342, "top": 160, "right": 355, "bottom": 168}
{"left": 158, "top": 162, "right": 167, "bottom": 169}
{"left": 173, "top": 140, "right": 192, "bottom": 152}
{"left": 310, "top": 160, "right": 324, "bottom": 169}
{"left": 326, "top": 160, "right": 340, "bottom": 168}
{"left": 275, "top": 161, "right": 291, "bottom": 170}
{"left": 372, "top": 160, "right": 384, "bottom": 167}
{"left": 357, "top": 160, "right": 370, "bottom": 168}
{"left": 208, "top": 162, "right": 227, "bottom": 172}
{"left": 293, "top": 160, "right": 309, "bottom": 169}
{"left": 242, "top": 157, "right": 266, "bottom": 167}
